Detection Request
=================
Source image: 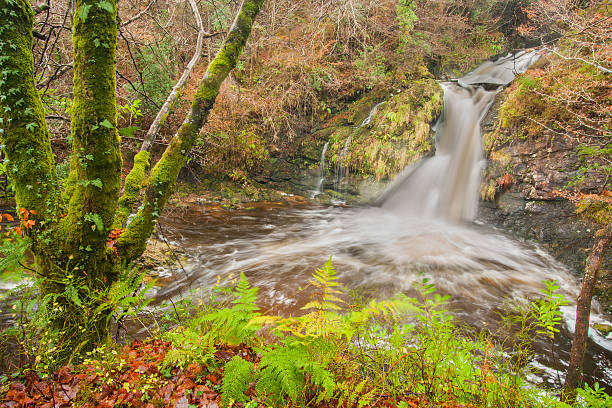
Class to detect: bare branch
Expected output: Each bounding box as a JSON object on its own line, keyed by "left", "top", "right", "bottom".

{"left": 544, "top": 46, "right": 612, "bottom": 74}
{"left": 120, "top": 0, "right": 157, "bottom": 27}
{"left": 140, "top": 0, "right": 206, "bottom": 152}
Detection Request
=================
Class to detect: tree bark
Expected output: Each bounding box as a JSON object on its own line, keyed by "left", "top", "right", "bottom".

{"left": 0, "top": 0, "right": 60, "bottom": 225}
{"left": 563, "top": 224, "right": 612, "bottom": 401}
{"left": 115, "top": 0, "right": 265, "bottom": 261}
{"left": 140, "top": 0, "right": 205, "bottom": 153}
{"left": 114, "top": 0, "right": 206, "bottom": 228}
{"left": 0, "top": 0, "right": 265, "bottom": 364}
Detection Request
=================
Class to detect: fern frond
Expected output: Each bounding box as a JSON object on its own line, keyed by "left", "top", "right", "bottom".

{"left": 221, "top": 355, "right": 254, "bottom": 407}
{"left": 256, "top": 345, "right": 306, "bottom": 404}
{"left": 200, "top": 272, "right": 261, "bottom": 345}
{"left": 0, "top": 236, "right": 30, "bottom": 273}
{"left": 299, "top": 258, "right": 347, "bottom": 337}
{"left": 255, "top": 340, "right": 336, "bottom": 406}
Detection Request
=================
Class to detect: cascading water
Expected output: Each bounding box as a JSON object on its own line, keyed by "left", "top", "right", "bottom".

{"left": 85, "top": 49, "right": 610, "bottom": 388}
{"left": 333, "top": 135, "right": 352, "bottom": 192}
{"left": 380, "top": 50, "right": 542, "bottom": 222}
{"left": 315, "top": 142, "right": 329, "bottom": 195}
{"left": 329, "top": 101, "right": 386, "bottom": 195}
{"left": 361, "top": 101, "right": 385, "bottom": 126}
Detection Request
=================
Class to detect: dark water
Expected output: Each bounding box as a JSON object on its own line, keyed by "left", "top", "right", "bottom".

{"left": 151, "top": 201, "right": 612, "bottom": 390}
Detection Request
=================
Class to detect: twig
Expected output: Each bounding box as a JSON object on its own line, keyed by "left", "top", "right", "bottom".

{"left": 140, "top": 0, "right": 206, "bottom": 152}
{"left": 543, "top": 46, "right": 611, "bottom": 74}
{"left": 120, "top": 0, "right": 157, "bottom": 27}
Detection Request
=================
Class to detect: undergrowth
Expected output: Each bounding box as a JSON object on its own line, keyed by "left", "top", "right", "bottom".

{"left": 1, "top": 259, "right": 610, "bottom": 407}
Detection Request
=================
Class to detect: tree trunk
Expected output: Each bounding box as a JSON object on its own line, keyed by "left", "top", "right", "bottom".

{"left": 0, "top": 0, "right": 60, "bottom": 223}
{"left": 42, "top": 0, "right": 122, "bottom": 361}
{"left": 0, "top": 0, "right": 266, "bottom": 364}
{"left": 563, "top": 225, "right": 612, "bottom": 401}
{"left": 115, "top": 0, "right": 266, "bottom": 261}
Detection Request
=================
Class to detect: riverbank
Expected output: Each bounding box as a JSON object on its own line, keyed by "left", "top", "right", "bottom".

{"left": 2, "top": 260, "right": 609, "bottom": 408}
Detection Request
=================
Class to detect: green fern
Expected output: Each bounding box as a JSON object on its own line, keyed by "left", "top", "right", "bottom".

{"left": 0, "top": 235, "right": 29, "bottom": 274}
{"left": 299, "top": 258, "right": 345, "bottom": 337}
{"left": 301, "top": 257, "right": 344, "bottom": 313}
{"left": 221, "top": 355, "right": 254, "bottom": 407}
{"left": 255, "top": 342, "right": 335, "bottom": 406}
{"left": 200, "top": 272, "right": 261, "bottom": 345}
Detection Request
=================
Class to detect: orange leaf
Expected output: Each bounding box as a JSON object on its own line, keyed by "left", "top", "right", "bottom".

{"left": 3, "top": 213, "right": 14, "bottom": 221}
{"left": 30, "top": 210, "right": 37, "bottom": 215}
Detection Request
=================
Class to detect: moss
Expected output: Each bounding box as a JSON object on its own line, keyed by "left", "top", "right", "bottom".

{"left": 114, "top": 150, "right": 150, "bottom": 228}
{"left": 322, "top": 77, "right": 443, "bottom": 180}
{"left": 115, "top": 0, "right": 265, "bottom": 262}
{"left": 0, "top": 0, "right": 60, "bottom": 221}
{"left": 59, "top": 0, "right": 122, "bottom": 274}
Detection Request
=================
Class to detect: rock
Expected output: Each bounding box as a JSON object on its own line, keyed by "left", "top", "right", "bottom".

{"left": 137, "top": 237, "right": 185, "bottom": 272}
{"left": 593, "top": 323, "right": 612, "bottom": 337}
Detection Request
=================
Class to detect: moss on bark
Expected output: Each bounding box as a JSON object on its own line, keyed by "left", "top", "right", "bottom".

{"left": 114, "top": 150, "right": 150, "bottom": 228}
{"left": 59, "top": 0, "right": 122, "bottom": 278}
{"left": 115, "top": 0, "right": 265, "bottom": 262}
{"left": 0, "top": 0, "right": 60, "bottom": 221}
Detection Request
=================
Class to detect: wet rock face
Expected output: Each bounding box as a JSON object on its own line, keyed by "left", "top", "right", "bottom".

{"left": 478, "top": 88, "right": 610, "bottom": 313}
{"left": 478, "top": 198, "right": 600, "bottom": 274}
{"left": 497, "top": 133, "right": 601, "bottom": 201}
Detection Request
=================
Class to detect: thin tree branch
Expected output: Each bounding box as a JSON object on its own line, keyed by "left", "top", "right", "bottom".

{"left": 120, "top": 0, "right": 156, "bottom": 27}
{"left": 140, "top": 0, "right": 205, "bottom": 152}
{"left": 543, "top": 46, "right": 611, "bottom": 74}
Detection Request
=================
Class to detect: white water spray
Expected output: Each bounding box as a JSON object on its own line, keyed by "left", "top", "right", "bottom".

{"left": 381, "top": 50, "right": 541, "bottom": 222}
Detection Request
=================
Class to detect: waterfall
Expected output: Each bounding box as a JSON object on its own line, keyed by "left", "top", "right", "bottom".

{"left": 361, "top": 101, "right": 385, "bottom": 126}
{"left": 380, "top": 50, "right": 541, "bottom": 222}
{"left": 329, "top": 101, "right": 385, "bottom": 195}
{"left": 315, "top": 142, "right": 329, "bottom": 194}
{"left": 334, "top": 135, "right": 352, "bottom": 192}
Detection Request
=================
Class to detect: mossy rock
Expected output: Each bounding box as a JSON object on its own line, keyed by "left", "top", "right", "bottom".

{"left": 326, "top": 77, "right": 443, "bottom": 180}
{"left": 593, "top": 323, "right": 612, "bottom": 337}
{"left": 137, "top": 238, "right": 185, "bottom": 271}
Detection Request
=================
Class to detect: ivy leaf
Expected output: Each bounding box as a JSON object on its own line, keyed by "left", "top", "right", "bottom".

{"left": 84, "top": 212, "right": 104, "bottom": 234}
{"left": 97, "top": 0, "right": 114, "bottom": 13}
{"left": 78, "top": 4, "right": 92, "bottom": 21}
{"left": 99, "top": 119, "right": 113, "bottom": 129}
{"left": 90, "top": 178, "right": 103, "bottom": 189}
{"left": 25, "top": 122, "right": 38, "bottom": 131}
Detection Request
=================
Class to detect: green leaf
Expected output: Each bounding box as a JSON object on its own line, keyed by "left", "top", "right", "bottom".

{"left": 78, "top": 4, "right": 92, "bottom": 21}
{"left": 99, "top": 119, "right": 113, "bottom": 129}
{"left": 118, "top": 125, "right": 139, "bottom": 137}
{"left": 97, "top": 0, "right": 114, "bottom": 13}
{"left": 84, "top": 212, "right": 104, "bottom": 233}
{"left": 65, "top": 285, "right": 82, "bottom": 307}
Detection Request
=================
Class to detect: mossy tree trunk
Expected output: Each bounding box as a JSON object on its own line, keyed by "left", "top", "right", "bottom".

{"left": 0, "top": 0, "right": 265, "bottom": 362}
